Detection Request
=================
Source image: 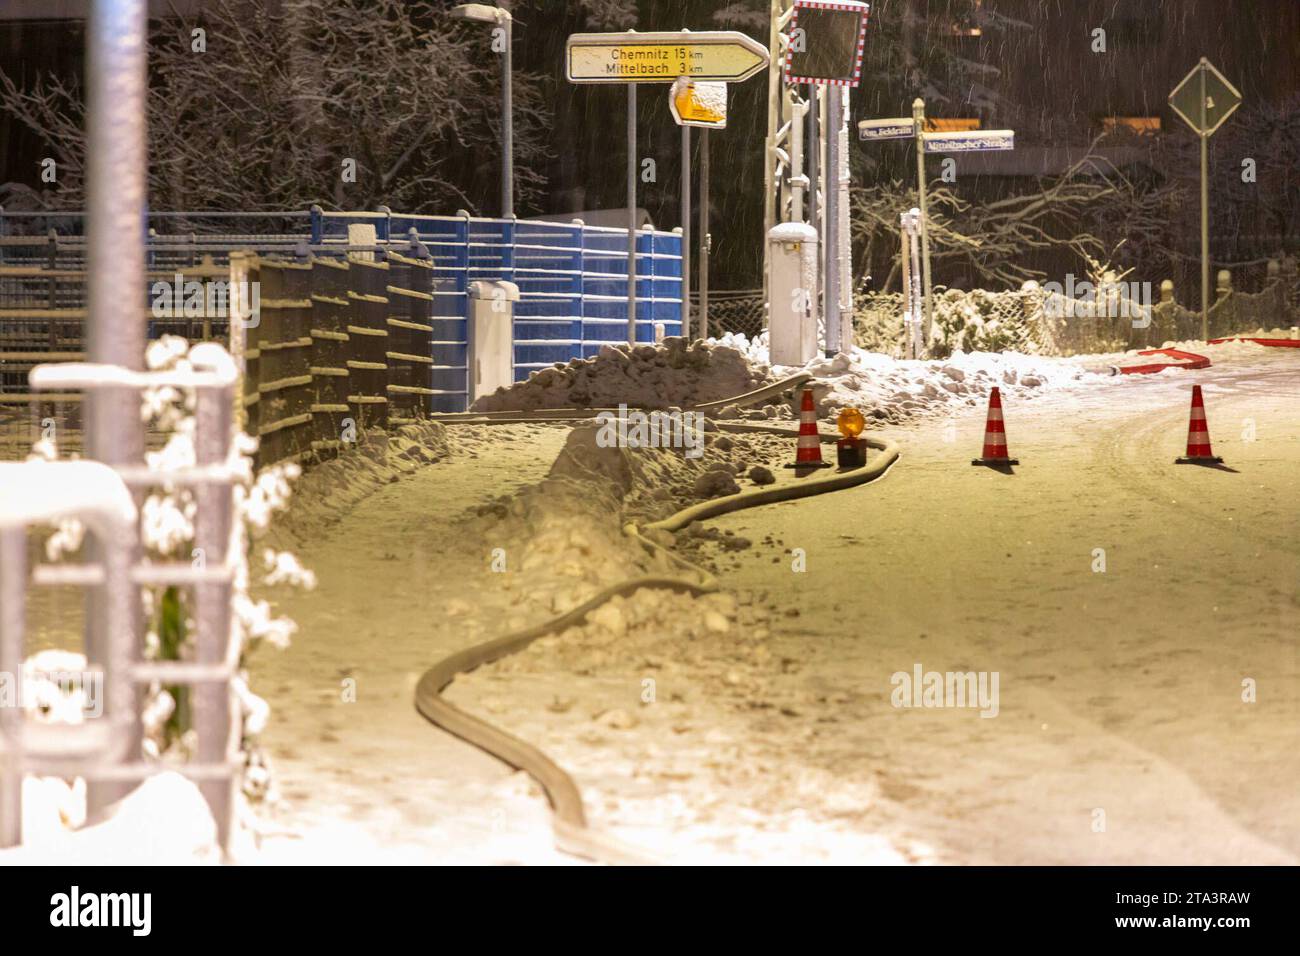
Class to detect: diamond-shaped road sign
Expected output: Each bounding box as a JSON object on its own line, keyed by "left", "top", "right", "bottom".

{"left": 1169, "top": 58, "right": 1242, "bottom": 137}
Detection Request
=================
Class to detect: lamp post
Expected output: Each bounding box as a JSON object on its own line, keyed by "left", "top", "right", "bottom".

{"left": 450, "top": 4, "right": 514, "bottom": 219}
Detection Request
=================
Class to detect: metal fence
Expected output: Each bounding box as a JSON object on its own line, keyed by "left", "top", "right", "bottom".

{"left": 855, "top": 259, "right": 1300, "bottom": 358}
{"left": 0, "top": 208, "right": 685, "bottom": 458}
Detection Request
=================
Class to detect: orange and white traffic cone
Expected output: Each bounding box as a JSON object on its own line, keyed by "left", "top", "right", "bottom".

{"left": 1175, "top": 384, "right": 1223, "bottom": 464}
{"left": 785, "top": 386, "right": 831, "bottom": 469}
{"left": 971, "top": 387, "right": 1019, "bottom": 467}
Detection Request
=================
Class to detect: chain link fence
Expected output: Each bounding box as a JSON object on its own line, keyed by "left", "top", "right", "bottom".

{"left": 855, "top": 255, "right": 1300, "bottom": 358}
{"left": 692, "top": 289, "right": 764, "bottom": 340}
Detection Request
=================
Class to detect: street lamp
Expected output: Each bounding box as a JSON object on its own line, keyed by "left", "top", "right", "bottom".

{"left": 450, "top": 3, "right": 514, "bottom": 219}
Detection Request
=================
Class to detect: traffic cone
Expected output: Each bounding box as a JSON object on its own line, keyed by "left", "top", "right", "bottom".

{"left": 971, "top": 387, "right": 1019, "bottom": 467}
{"left": 785, "top": 386, "right": 831, "bottom": 469}
{"left": 1175, "top": 385, "right": 1223, "bottom": 464}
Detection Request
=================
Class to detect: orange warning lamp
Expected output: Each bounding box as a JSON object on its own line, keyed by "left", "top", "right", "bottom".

{"left": 837, "top": 407, "right": 865, "bottom": 439}
{"left": 835, "top": 407, "right": 867, "bottom": 468}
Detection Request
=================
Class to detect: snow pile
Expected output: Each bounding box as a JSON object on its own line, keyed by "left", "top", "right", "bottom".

{"left": 710, "top": 330, "right": 1103, "bottom": 423}
{"left": 268, "top": 421, "right": 449, "bottom": 544}
{"left": 469, "top": 337, "right": 772, "bottom": 412}
{"left": 3, "top": 771, "right": 219, "bottom": 865}
{"left": 460, "top": 430, "right": 661, "bottom": 618}
{"left": 458, "top": 422, "right": 787, "bottom": 622}
{"left": 549, "top": 422, "right": 789, "bottom": 518}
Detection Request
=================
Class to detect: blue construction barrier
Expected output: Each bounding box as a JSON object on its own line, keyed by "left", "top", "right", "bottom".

{"left": 312, "top": 211, "right": 682, "bottom": 412}
{"left": 0, "top": 206, "right": 683, "bottom": 413}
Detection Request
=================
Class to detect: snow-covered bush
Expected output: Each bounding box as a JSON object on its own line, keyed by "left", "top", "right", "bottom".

{"left": 33, "top": 336, "right": 311, "bottom": 802}
{"left": 854, "top": 287, "right": 1037, "bottom": 359}
{"left": 931, "top": 287, "right": 1037, "bottom": 356}
{"left": 137, "top": 337, "right": 312, "bottom": 801}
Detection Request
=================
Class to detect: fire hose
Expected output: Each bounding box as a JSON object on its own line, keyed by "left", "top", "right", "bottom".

{"left": 416, "top": 384, "right": 898, "bottom": 864}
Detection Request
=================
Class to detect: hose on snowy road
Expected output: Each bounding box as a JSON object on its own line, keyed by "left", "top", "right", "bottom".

{"left": 412, "top": 413, "right": 900, "bottom": 865}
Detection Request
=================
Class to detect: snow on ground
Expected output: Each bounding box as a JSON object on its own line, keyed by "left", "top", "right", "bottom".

{"left": 266, "top": 421, "right": 449, "bottom": 546}
{"left": 443, "top": 429, "right": 927, "bottom": 863}
{"left": 470, "top": 336, "right": 767, "bottom": 413}
{"left": 710, "top": 330, "right": 1108, "bottom": 424}
{"left": 473, "top": 330, "right": 1119, "bottom": 429}
{"left": 9, "top": 331, "right": 1295, "bottom": 865}
{"left": 448, "top": 341, "right": 1300, "bottom": 864}
{"left": 1, "top": 771, "right": 220, "bottom": 865}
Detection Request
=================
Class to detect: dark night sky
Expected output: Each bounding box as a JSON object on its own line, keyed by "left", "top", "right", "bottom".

{"left": 1, "top": 0, "right": 1296, "bottom": 288}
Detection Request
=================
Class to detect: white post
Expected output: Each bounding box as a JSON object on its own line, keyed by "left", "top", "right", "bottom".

{"left": 837, "top": 88, "right": 853, "bottom": 354}
{"left": 502, "top": 14, "right": 514, "bottom": 219}
{"left": 1198, "top": 60, "right": 1210, "bottom": 342}
{"left": 902, "top": 208, "right": 923, "bottom": 358}
{"left": 913, "top": 98, "right": 934, "bottom": 351}
{"left": 825, "top": 88, "right": 843, "bottom": 355}
{"left": 85, "top": 0, "right": 148, "bottom": 818}
{"left": 899, "top": 210, "right": 913, "bottom": 359}
{"left": 700, "top": 128, "right": 711, "bottom": 340}
{"left": 790, "top": 89, "right": 807, "bottom": 221}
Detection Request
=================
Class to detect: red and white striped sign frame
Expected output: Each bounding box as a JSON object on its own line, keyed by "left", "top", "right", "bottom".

{"left": 783, "top": 0, "right": 871, "bottom": 88}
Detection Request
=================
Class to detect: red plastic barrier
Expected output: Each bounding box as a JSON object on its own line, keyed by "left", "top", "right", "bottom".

{"left": 1208, "top": 337, "right": 1300, "bottom": 348}
{"left": 1116, "top": 348, "right": 1211, "bottom": 375}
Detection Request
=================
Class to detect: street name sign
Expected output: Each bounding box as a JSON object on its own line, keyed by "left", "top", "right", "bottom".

{"left": 922, "top": 129, "right": 1015, "bottom": 153}
{"left": 566, "top": 31, "right": 769, "bottom": 84}
{"left": 858, "top": 117, "right": 912, "bottom": 141}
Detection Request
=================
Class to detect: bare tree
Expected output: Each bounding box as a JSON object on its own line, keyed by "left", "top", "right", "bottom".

{"left": 853, "top": 146, "right": 1178, "bottom": 291}
{"left": 0, "top": 0, "right": 553, "bottom": 218}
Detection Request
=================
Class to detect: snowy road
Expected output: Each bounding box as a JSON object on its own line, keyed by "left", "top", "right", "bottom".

{"left": 249, "top": 424, "right": 582, "bottom": 864}
{"left": 703, "top": 349, "right": 1300, "bottom": 863}
{"left": 247, "top": 347, "right": 1298, "bottom": 865}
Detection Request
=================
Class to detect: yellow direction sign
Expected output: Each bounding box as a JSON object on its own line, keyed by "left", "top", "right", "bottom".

{"left": 567, "top": 30, "right": 769, "bottom": 84}
{"left": 670, "top": 77, "right": 728, "bottom": 128}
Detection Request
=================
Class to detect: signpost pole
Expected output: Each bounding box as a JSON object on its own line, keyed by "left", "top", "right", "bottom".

{"left": 807, "top": 83, "right": 820, "bottom": 267}
{"left": 825, "top": 88, "right": 843, "bottom": 355}
{"left": 566, "top": 29, "right": 768, "bottom": 345}
{"left": 1199, "top": 60, "right": 1210, "bottom": 343}
{"left": 913, "top": 98, "right": 934, "bottom": 352}
{"left": 1167, "top": 57, "right": 1241, "bottom": 342}
{"left": 682, "top": 122, "right": 691, "bottom": 339}
{"left": 627, "top": 82, "right": 638, "bottom": 345}
{"left": 700, "top": 128, "right": 711, "bottom": 340}
{"left": 807, "top": 86, "right": 820, "bottom": 338}
{"left": 503, "top": 13, "right": 514, "bottom": 219}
